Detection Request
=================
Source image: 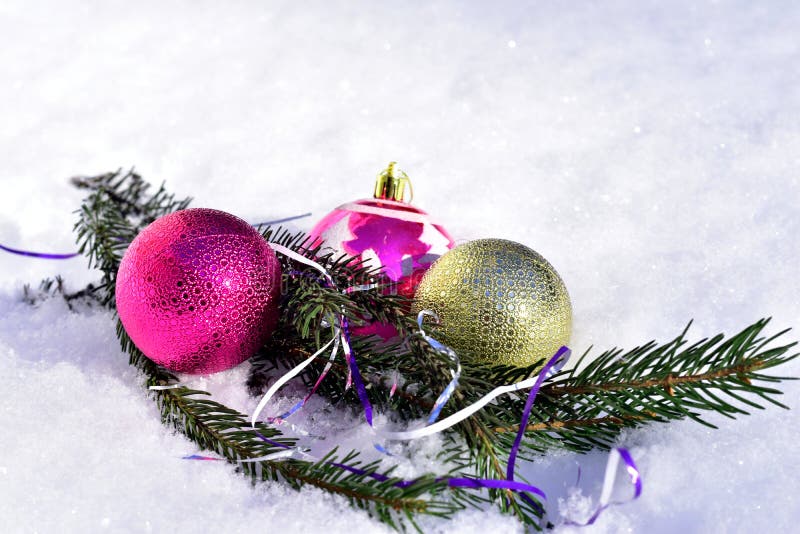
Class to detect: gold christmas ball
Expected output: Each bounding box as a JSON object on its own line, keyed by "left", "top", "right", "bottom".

{"left": 412, "top": 238, "right": 572, "bottom": 367}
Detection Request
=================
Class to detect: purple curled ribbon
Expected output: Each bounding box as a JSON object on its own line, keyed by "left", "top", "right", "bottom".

{"left": 0, "top": 242, "right": 80, "bottom": 259}
{"left": 212, "top": 432, "right": 640, "bottom": 528}
{"left": 222, "top": 345, "right": 641, "bottom": 527}
{"left": 507, "top": 346, "right": 571, "bottom": 483}
{"left": 182, "top": 454, "right": 224, "bottom": 461}
{"left": 253, "top": 212, "right": 312, "bottom": 227}
{"left": 253, "top": 430, "right": 293, "bottom": 450}
{"left": 504, "top": 348, "right": 642, "bottom": 526}
{"left": 566, "top": 447, "right": 642, "bottom": 526}
{"left": 340, "top": 316, "right": 374, "bottom": 427}
{"left": 0, "top": 213, "right": 310, "bottom": 261}
{"left": 326, "top": 461, "right": 547, "bottom": 499}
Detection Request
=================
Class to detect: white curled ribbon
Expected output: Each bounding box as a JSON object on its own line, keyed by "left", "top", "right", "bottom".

{"left": 565, "top": 447, "right": 643, "bottom": 526}
{"left": 148, "top": 384, "right": 183, "bottom": 390}
{"left": 256, "top": 244, "right": 568, "bottom": 452}
{"left": 379, "top": 371, "right": 551, "bottom": 441}
{"left": 250, "top": 243, "right": 376, "bottom": 430}
{"left": 414, "top": 311, "right": 461, "bottom": 425}
{"left": 249, "top": 334, "right": 338, "bottom": 428}
{"left": 270, "top": 243, "right": 334, "bottom": 286}
{"left": 249, "top": 243, "right": 338, "bottom": 430}
{"left": 238, "top": 447, "right": 317, "bottom": 464}
{"left": 599, "top": 448, "right": 642, "bottom": 507}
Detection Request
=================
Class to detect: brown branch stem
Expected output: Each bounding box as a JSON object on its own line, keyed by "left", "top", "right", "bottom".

{"left": 541, "top": 360, "right": 769, "bottom": 398}
{"left": 493, "top": 414, "right": 649, "bottom": 434}
{"left": 282, "top": 466, "right": 429, "bottom": 512}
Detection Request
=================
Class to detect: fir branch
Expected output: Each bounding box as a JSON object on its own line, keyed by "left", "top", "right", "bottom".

{"left": 73, "top": 169, "right": 191, "bottom": 306}
{"left": 121, "top": 324, "right": 462, "bottom": 529}
{"left": 71, "top": 170, "right": 469, "bottom": 531}
{"left": 250, "top": 316, "right": 547, "bottom": 525}
{"left": 483, "top": 319, "right": 798, "bottom": 456}
{"left": 22, "top": 275, "right": 102, "bottom": 309}
{"left": 120, "top": 323, "right": 460, "bottom": 528}
{"left": 52, "top": 170, "right": 798, "bottom": 531}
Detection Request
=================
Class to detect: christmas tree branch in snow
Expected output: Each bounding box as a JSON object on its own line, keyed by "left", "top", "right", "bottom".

{"left": 120, "top": 323, "right": 463, "bottom": 528}
{"left": 69, "top": 170, "right": 474, "bottom": 530}
{"left": 35, "top": 168, "right": 793, "bottom": 531}
{"left": 253, "top": 312, "right": 797, "bottom": 521}
{"left": 72, "top": 169, "right": 191, "bottom": 305}
{"left": 493, "top": 319, "right": 797, "bottom": 454}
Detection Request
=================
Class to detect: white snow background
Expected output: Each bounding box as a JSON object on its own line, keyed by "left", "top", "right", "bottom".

{"left": 1, "top": 1, "right": 799, "bottom": 532}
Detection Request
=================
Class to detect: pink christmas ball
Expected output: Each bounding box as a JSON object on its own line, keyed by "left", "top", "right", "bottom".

{"left": 115, "top": 208, "right": 281, "bottom": 374}
{"left": 309, "top": 198, "right": 454, "bottom": 339}
{"left": 309, "top": 198, "right": 454, "bottom": 299}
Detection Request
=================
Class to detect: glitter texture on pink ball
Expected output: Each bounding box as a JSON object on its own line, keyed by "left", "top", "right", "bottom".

{"left": 115, "top": 208, "right": 281, "bottom": 374}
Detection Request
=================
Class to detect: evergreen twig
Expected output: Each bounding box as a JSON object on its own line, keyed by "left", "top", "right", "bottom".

{"left": 46, "top": 169, "right": 797, "bottom": 530}
{"left": 71, "top": 170, "right": 469, "bottom": 531}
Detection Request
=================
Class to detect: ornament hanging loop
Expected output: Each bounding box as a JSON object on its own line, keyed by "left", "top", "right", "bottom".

{"left": 374, "top": 161, "right": 414, "bottom": 203}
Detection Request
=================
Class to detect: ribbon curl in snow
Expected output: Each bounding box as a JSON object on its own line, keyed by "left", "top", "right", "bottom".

{"left": 0, "top": 242, "right": 80, "bottom": 259}
{"left": 250, "top": 243, "right": 375, "bottom": 429}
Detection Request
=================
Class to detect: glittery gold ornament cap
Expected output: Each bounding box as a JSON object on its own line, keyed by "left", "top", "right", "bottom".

{"left": 412, "top": 238, "right": 572, "bottom": 367}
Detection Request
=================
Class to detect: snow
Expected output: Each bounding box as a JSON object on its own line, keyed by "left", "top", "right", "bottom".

{"left": 1, "top": 1, "right": 799, "bottom": 532}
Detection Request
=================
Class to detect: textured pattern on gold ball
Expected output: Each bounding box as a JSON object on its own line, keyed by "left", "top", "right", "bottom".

{"left": 413, "top": 238, "right": 571, "bottom": 367}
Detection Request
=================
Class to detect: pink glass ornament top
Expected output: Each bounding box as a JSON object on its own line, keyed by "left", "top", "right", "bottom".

{"left": 309, "top": 198, "right": 455, "bottom": 299}
{"left": 309, "top": 163, "right": 455, "bottom": 339}
{"left": 115, "top": 208, "right": 281, "bottom": 374}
